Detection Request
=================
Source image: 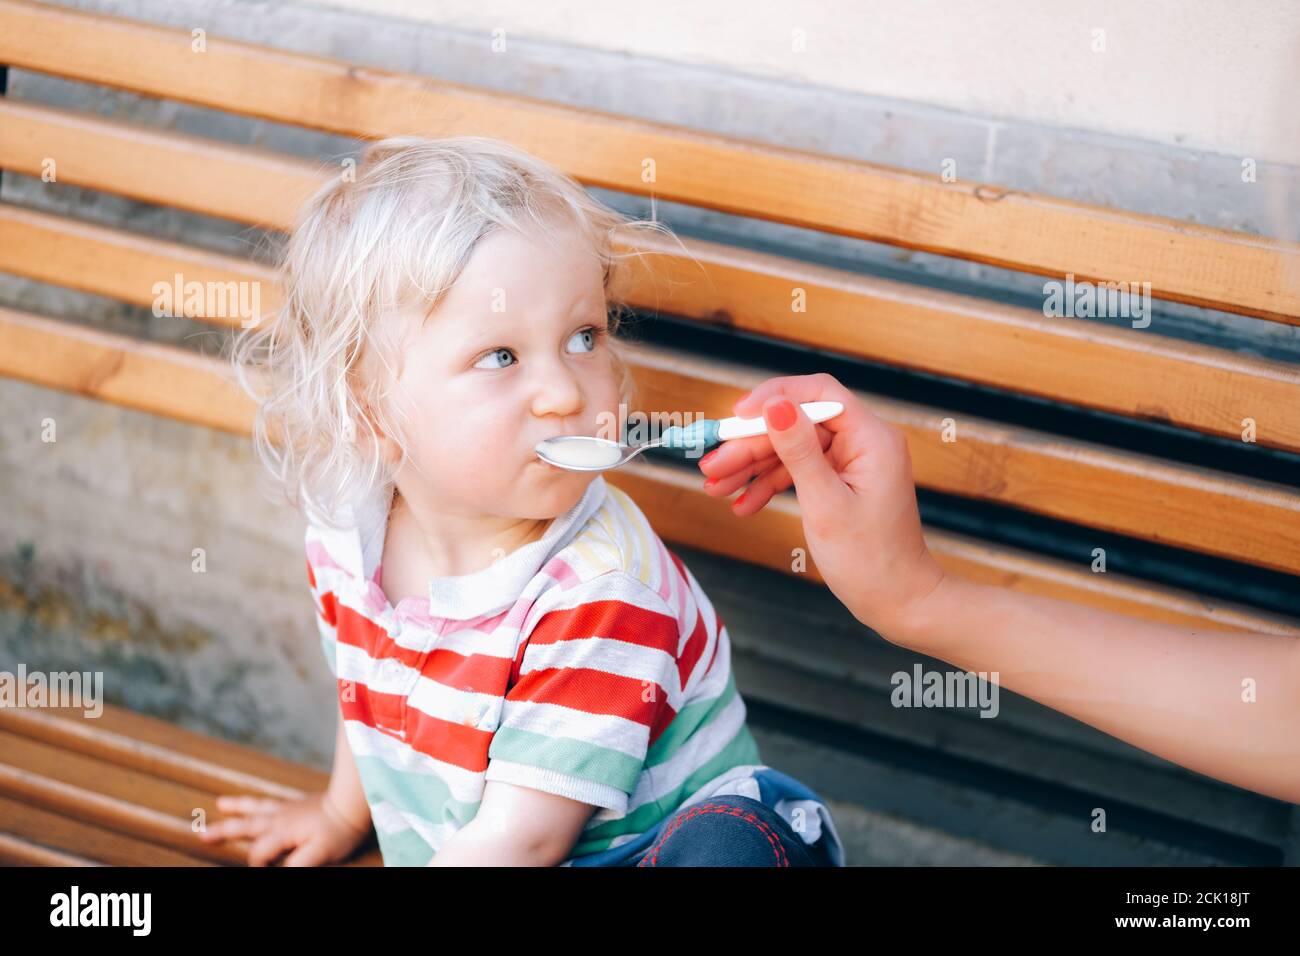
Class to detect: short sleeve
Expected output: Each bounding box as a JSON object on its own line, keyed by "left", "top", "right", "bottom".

{"left": 305, "top": 551, "right": 340, "bottom": 679}
{"left": 484, "top": 571, "right": 682, "bottom": 814}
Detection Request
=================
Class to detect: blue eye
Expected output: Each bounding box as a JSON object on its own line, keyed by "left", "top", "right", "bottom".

{"left": 474, "top": 347, "right": 516, "bottom": 370}
{"left": 473, "top": 325, "right": 606, "bottom": 370}
{"left": 567, "top": 326, "right": 600, "bottom": 353}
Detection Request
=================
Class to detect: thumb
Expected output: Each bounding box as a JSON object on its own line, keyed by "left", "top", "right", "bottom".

{"left": 761, "top": 397, "right": 842, "bottom": 506}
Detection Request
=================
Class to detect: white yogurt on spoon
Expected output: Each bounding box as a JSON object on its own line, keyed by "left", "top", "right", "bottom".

{"left": 535, "top": 437, "right": 626, "bottom": 471}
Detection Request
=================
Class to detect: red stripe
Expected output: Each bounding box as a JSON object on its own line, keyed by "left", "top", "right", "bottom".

{"left": 306, "top": 557, "right": 340, "bottom": 627}
{"left": 509, "top": 666, "right": 679, "bottom": 733}
{"left": 319, "top": 591, "right": 338, "bottom": 628}
{"left": 509, "top": 637, "right": 529, "bottom": 687}
{"left": 405, "top": 704, "right": 493, "bottom": 770}
{"left": 334, "top": 605, "right": 516, "bottom": 695}
{"left": 339, "top": 689, "right": 492, "bottom": 772}
{"left": 666, "top": 549, "right": 713, "bottom": 689}
{"left": 520, "top": 597, "right": 681, "bottom": 725}
{"left": 517, "top": 586, "right": 693, "bottom": 746}
{"left": 420, "top": 648, "right": 513, "bottom": 688}
{"left": 528, "top": 598, "right": 679, "bottom": 654}
{"left": 336, "top": 605, "right": 403, "bottom": 661}
{"left": 676, "top": 607, "right": 709, "bottom": 692}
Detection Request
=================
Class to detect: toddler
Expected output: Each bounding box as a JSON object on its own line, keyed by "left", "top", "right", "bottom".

{"left": 214, "top": 136, "right": 845, "bottom": 867}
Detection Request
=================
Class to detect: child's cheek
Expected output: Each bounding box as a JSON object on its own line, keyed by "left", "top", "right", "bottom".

{"left": 435, "top": 408, "right": 519, "bottom": 490}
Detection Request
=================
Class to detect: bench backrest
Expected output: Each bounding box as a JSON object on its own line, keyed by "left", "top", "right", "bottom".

{"left": 1, "top": 0, "right": 1299, "bottom": 865}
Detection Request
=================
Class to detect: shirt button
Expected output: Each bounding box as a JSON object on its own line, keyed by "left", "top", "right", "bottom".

{"left": 382, "top": 658, "right": 404, "bottom": 685}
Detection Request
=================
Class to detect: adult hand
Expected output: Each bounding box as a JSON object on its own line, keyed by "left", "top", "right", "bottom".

{"left": 698, "top": 372, "right": 946, "bottom": 639}
{"left": 700, "top": 375, "right": 1300, "bottom": 807}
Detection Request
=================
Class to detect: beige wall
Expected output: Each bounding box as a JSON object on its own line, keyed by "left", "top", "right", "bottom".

{"left": 323, "top": 0, "right": 1299, "bottom": 165}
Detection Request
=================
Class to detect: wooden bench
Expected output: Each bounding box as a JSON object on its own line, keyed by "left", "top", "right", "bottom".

{"left": 1, "top": 0, "right": 1297, "bottom": 865}
{"left": 0, "top": 702, "right": 382, "bottom": 865}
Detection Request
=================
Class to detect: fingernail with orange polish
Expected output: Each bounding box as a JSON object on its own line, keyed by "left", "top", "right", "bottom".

{"left": 766, "top": 398, "right": 796, "bottom": 431}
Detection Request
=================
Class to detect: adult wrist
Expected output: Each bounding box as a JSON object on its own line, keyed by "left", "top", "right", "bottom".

{"left": 873, "top": 566, "right": 958, "bottom": 653}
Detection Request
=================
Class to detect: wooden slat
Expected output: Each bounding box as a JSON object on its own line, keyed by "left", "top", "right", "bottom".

{"left": 8, "top": 203, "right": 1300, "bottom": 455}
{"left": 0, "top": 100, "right": 324, "bottom": 227}
{"left": 918, "top": 531, "right": 1300, "bottom": 637}
{"left": 616, "top": 232, "right": 1300, "bottom": 454}
{"left": 0, "top": 830, "right": 102, "bottom": 866}
{"left": 0, "top": 705, "right": 320, "bottom": 799}
{"left": 0, "top": 705, "right": 384, "bottom": 867}
{"left": 0, "top": 762, "right": 246, "bottom": 863}
{"left": 1, "top": 0, "right": 1297, "bottom": 322}
{"left": 1, "top": 305, "right": 1297, "bottom": 627}
{"left": 0, "top": 795, "right": 210, "bottom": 866}
{"left": 0, "top": 727, "right": 250, "bottom": 863}
{"left": 0, "top": 305, "right": 253, "bottom": 436}
{"left": 0, "top": 202, "right": 279, "bottom": 322}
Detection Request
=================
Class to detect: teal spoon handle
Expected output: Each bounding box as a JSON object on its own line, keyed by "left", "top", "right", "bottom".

{"left": 653, "top": 402, "right": 844, "bottom": 454}
{"left": 657, "top": 419, "right": 722, "bottom": 455}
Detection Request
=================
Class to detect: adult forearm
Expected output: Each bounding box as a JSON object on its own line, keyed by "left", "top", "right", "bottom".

{"left": 890, "top": 575, "right": 1300, "bottom": 803}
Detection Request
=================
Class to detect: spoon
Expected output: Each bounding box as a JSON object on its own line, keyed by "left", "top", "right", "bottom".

{"left": 535, "top": 401, "right": 844, "bottom": 472}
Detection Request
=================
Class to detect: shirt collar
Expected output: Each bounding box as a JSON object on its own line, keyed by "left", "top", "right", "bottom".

{"left": 309, "top": 474, "right": 609, "bottom": 620}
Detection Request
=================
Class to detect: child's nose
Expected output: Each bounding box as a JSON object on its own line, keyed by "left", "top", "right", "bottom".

{"left": 530, "top": 366, "right": 585, "bottom": 418}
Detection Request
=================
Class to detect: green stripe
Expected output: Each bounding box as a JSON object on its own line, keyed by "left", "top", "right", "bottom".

{"left": 377, "top": 827, "right": 436, "bottom": 866}
{"left": 568, "top": 719, "right": 762, "bottom": 857}
{"left": 488, "top": 726, "right": 643, "bottom": 791}
{"left": 645, "top": 668, "right": 741, "bottom": 767}
{"left": 354, "top": 754, "right": 480, "bottom": 829}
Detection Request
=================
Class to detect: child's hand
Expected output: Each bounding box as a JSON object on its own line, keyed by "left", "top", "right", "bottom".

{"left": 699, "top": 372, "right": 947, "bottom": 641}
{"left": 197, "top": 792, "right": 371, "bottom": 866}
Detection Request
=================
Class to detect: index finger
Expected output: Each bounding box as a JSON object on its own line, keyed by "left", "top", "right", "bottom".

{"left": 698, "top": 421, "right": 831, "bottom": 479}
{"left": 732, "top": 372, "right": 870, "bottom": 438}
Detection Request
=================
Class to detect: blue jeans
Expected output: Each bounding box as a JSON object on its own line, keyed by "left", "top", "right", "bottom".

{"left": 630, "top": 795, "right": 834, "bottom": 867}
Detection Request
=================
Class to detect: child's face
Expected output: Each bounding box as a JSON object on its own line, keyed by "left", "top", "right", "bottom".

{"left": 372, "top": 222, "right": 621, "bottom": 520}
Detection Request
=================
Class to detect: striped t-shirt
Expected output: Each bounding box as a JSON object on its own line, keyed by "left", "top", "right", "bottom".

{"left": 303, "top": 473, "right": 845, "bottom": 866}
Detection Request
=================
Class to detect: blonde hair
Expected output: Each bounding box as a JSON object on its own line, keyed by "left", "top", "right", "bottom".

{"left": 231, "top": 135, "right": 681, "bottom": 530}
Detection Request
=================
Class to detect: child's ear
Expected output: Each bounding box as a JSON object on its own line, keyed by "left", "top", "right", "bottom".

{"left": 353, "top": 395, "right": 402, "bottom": 469}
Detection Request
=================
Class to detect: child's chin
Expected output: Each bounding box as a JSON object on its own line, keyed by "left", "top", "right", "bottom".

{"left": 524, "top": 467, "right": 593, "bottom": 512}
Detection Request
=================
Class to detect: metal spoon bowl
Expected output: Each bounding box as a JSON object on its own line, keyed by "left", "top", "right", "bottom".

{"left": 534, "top": 435, "right": 665, "bottom": 472}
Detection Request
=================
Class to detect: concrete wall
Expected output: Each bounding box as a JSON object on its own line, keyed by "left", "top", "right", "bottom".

{"left": 329, "top": 0, "right": 1300, "bottom": 165}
